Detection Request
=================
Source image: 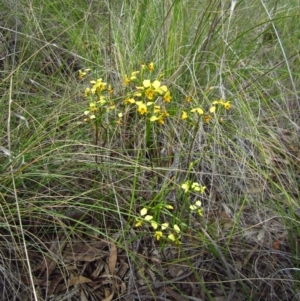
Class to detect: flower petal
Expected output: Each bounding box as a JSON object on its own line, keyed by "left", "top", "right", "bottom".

{"left": 143, "top": 79, "right": 151, "bottom": 88}
{"left": 168, "top": 234, "right": 176, "bottom": 241}
{"left": 140, "top": 208, "right": 148, "bottom": 216}
{"left": 209, "top": 106, "right": 216, "bottom": 113}
{"left": 174, "top": 224, "right": 180, "bottom": 233}
{"left": 151, "top": 220, "right": 158, "bottom": 229}
{"left": 144, "top": 215, "right": 153, "bottom": 221}
{"left": 161, "top": 223, "right": 169, "bottom": 230}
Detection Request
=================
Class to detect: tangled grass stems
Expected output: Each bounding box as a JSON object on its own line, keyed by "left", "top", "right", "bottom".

{"left": 0, "top": 0, "right": 300, "bottom": 300}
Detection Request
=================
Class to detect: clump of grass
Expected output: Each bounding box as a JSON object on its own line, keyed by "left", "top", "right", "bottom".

{"left": 80, "top": 61, "right": 232, "bottom": 245}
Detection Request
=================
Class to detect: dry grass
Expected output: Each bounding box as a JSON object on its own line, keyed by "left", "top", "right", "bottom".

{"left": 0, "top": 0, "right": 300, "bottom": 300}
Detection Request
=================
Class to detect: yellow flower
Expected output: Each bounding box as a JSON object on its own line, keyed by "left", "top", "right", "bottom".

{"left": 186, "top": 96, "right": 192, "bottom": 102}
{"left": 107, "top": 104, "right": 115, "bottom": 111}
{"left": 154, "top": 106, "right": 161, "bottom": 114}
{"left": 161, "top": 223, "right": 169, "bottom": 230}
{"left": 124, "top": 71, "right": 139, "bottom": 85}
{"left": 97, "top": 96, "right": 106, "bottom": 105}
{"left": 191, "top": 182, "right": 201, "bottom": 191}
{"left": 181, "top": 111, "right": 188, "bottom": 120}
{"left": 141, "top": 80, "right": 168, "bottom": 100}
{"left": 124, "top": 97, "right": 136, "bottom": 104}
{"left": 163, "top": 90, "right": 172, "bottom": 103}
{"left": 83, "top": 108, "right": 96, "bottom": 122}
{"left": 191, "top": 200, "right": 204, "bottom": 216}
{"left": 152, "top": 80, "right": 168, "bottom": 94}
{"left": 148, "top": 62, "right": 154, "bottom": 71}
{"left": 135, "top": 219, "right": 143, "bottom": 227}
{"left": 91, "top": 78, "right": 107, "bottom": 92}
{"left": 78, "top": 69, "right": 90, "bottom": 80}
{"left": 150, "top": 116, "right": 159, "bottom": 122}
{"left": 173, "top": 224, "right": 180, "bottom": 234}
{"left": 154, "top": 231, "right": 163, "bottom": 241}
{"left": 191, "top": 107, "right": 204, "bottom": 115}
{"left": 189, "top": 204, "right": 197, "bottom": 210}
{"left": 168, "top": 234, "right": 181, "bottom": 244}
{"left": 130, "top": 71, "right": 139, "bottom": 79}
{"left": 157, "top": 116, "right": 165, "bottom": 124}
{"left": 89, "top": 102, "right": 97, "bottom": 112}
{"left": 224, "top": 101, "right": 231, "bottom": 110}
{"left": 150, "top": 115, "right": 165, "bottom": 124}
{"left": 143, "top": 79, "right": 151, "bottom": 88}
{"left": 204, "top": 115, "right": 212, "bottom": 123}
{"left": 124, "top": 75, "right": 131, "bottom": 85}
{"left": 195, "top": 200, "right": 202, "bottom": 207}
{"left": 116, "top": 113, "right": 123, "bottom": 125}
{"left": 209, "top": 106, "right": 216, "bottom": 113}
{"left": 190, "top": 200, "right": 202, "bottom": 211}
{"left": 140, "top": 208, "right": 148, "bottom": 216}
{"left": 191, "top": 183, "right": 206, "bottom": 193}
{"left": 211, "top": 100, "right": 231, "bottom": 111}
{"left": 165, "top": 205, "right": 173, "bottom": 210}
{"left": 136, "top": 102, "right": 148, "bottom": 115}
{"left": 197, "top": 208, "right": 204, "bottom": 216}
{"left": 168, "top": 233, "right": 176, "bottom": 241}
{"left": 84, "top": 87, "right": 92, "bottom": 97}
{"left": 181, "top": 181, "right": 190, "bottom": 192}
{"left": 145, "top": 88, "right": 155, "bottom": 100}
{"left": 144, "top": 215, "right": 153, "bottom": 221}
{"left": 151, "top": 220, "right": 158, "bottom": 229}
{"left": 134, "top": 91, "right": 143, "bottom": 97}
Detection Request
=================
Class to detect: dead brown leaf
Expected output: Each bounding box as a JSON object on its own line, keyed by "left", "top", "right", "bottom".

{"left": 116, "top": 259, "right": 129, "bottom": 279}
{"left": 68, "top": 275, "right": 92, "bottom": 287}
{"left": 108, "top": 241, "right": 117, "bottom": 275}
{"left": 101, "top": 288, "right": 115, "bottom": 301}
{"left": 63, "top": 241, "right": 109, "bottom": 262}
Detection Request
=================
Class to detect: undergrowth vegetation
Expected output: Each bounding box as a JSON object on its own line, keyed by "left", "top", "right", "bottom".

{"left": 0, "top": 0, "right": 299, "bottom": 300}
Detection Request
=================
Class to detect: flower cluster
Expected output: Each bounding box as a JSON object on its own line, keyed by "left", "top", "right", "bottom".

{"left": 181, "top": 97, "right": 231, "bottom": 123}
{"left": 135, "top": 206, "right": 181, "bottom": 244}
{"left": 209, "top": 99, "right": 231, "bottom": 113}
{"left": 189, "top": 200, "right": 203, "bottom": 217}
{"left": 78, "top": 68, "right": 91, "bottom": 80}
{"left": 83, "top": 78, "right": 114, "bottom": 122}
{"left": 123, "top": 64, "right": 171, "bottom": 125}
{"left": 181, "top": 181, "right": 205, "bottom": 217}
{"left": 81, "top": 62, "right": 233, "bottom": 247}
{"left": 181, "top": 181, "right": 206, "bottom": 193}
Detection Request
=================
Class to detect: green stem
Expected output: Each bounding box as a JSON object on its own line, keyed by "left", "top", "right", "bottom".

{"left": 186, "top": 115, "right": 201, "bottom": 169}
{"left": 94, "top": 121, "right": 99, "bottom": 164}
